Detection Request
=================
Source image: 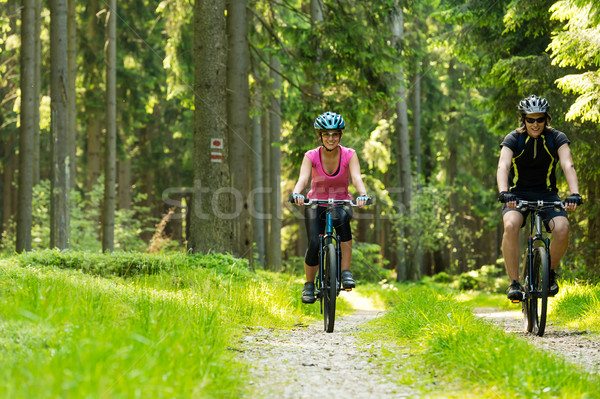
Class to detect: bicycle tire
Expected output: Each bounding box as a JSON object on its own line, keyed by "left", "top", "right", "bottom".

{"left": 323, "top": 243, "right": 337, "bottom": 333}
{"left": 535, "top": 246, "right": 550, "bottom": 336}
{"left": 522, "top": 249, "right": 537, "bottom": 333}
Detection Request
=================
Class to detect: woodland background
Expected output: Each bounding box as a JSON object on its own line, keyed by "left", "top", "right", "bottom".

{"left": 1, "top": 0, "right": 599, "bottom": 281}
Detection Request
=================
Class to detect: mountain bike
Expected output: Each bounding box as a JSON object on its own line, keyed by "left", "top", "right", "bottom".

{"left": 514, "top": 200, "right": 564, "bottom": 337}
{"left": 290, "top": 196, "right": 372, "bottom": 333}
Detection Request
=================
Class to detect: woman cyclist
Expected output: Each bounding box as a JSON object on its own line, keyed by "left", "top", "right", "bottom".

{"left": 291, "top": 112, "right": 369, "bottom": 304}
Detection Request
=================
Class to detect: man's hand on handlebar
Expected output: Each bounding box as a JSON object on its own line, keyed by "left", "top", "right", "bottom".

{"left": 564, "top": 193, "right": 583, "bottom": 211}
{"left": 498, "top": 191, "right": 517, "bottom": 208}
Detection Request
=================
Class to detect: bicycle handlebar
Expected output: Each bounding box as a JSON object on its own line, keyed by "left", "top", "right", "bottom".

{"left": 288, "top": 194, "right": 373, "bottom": 207}
{"left": 516, "top": 200, "right": 564, "bottom": 210}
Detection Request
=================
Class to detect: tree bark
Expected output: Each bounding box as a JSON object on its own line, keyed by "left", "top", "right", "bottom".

{"left": 251, "top": 89, "right": 265, "bottom": 267}
{"left": 267, "top": 56, "right": 282, "bottom": 271}
{"left": 391, "top": 0, "right": 412, "bottom": 281}
{"left": 67, "top": 0, "right": 77, "bottom": 188}
{"left": 189, "top": 0, "right": 233, "bottom": 254}
{"left": 226, "top": 0, "right": 253, "bottom": 263}
{"left": 17, "top": 0, "right": 36, "bottom": 253}
{"left": 50, "top": 0, "right": 70, "bottom": 249}
{"left": 102, "top": 0, "right": 117, "bottom": 252}
{"left": 33, "top": 0, "right": 42, "bottom": 185}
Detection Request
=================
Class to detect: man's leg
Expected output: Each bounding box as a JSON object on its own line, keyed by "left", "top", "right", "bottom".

{"left": 549, "top": 216, "right": 569, "bottom": 270}
{"left": 502, "top": 210, "right": 524, "bottom": 281}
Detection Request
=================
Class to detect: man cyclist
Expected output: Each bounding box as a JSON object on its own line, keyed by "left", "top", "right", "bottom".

{"left": 497, "top": 95, "right": 582, "bottom": 301}
{"left": 291, "top": 112, "right": 369, "bottom": 304}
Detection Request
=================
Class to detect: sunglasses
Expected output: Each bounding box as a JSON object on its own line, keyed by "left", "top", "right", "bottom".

{"left": 525, "top": 117, "right": 546, "bottom": 124}
{"left": 321, "top": 131, "right": 341, "bottom": 139}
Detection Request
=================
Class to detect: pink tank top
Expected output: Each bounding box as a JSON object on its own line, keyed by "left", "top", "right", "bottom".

{"left": 305, "top": 145, "right": 355, "bottom": 200}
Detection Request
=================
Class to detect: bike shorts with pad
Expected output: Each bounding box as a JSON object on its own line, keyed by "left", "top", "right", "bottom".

{"left": 304, "top": 205, "right": 353, "bottom": 267}
{"left": 502, "top": 191, "right": 568, "bottom": 232}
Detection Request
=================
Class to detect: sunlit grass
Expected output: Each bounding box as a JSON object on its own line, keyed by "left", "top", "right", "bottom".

{"left": 550, "top": 280, "right": 600, "bottom": 333}
{"left": 359, "top": 284, "right": 600, "bottom": 398}
{"left": 0, "top": 251, "right": 319, "bottom": 398}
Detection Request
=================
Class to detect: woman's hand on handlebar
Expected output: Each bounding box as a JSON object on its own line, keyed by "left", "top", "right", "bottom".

{"left": 292, "top": 193, "right": 305, "bottom": 206}
{"left": 356, "top": 195, "right": 369, "bottom": 208}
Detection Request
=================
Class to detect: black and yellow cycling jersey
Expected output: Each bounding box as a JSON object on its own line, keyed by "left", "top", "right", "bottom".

{"left": 500, "top": 128, "right": 570, "bottom": 193}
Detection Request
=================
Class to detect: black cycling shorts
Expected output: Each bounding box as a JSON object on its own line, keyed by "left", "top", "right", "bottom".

{"left": 502, "top": 191, "right": 568, "bottom": 232}
{"left": 304, "top": 205, "right": 353, "bottom": 267}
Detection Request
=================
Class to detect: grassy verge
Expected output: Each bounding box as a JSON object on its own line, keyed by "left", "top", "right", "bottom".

{"left": 0, "top": 250, "right": 317, "bottom": 398}
{"left": 550, "top": 280, "right": 600, "bottom": 333}
{"left": 360, "top": 282, "right": 600, "bottom": 398}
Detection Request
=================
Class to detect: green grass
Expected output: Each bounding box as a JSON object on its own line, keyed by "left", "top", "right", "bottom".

{"left": 550, "top": 280, "right": 600, "bottom": 333}
{"left": 0, "top": 250, "right": 318, "bottom": 398}
{"left": 360, "top": 283, "right": 600, "bottom": 398}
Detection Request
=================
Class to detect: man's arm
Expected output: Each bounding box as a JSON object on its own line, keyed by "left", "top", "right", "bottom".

{"left": 558, "top": 143, "right": 580, "bottom": 210}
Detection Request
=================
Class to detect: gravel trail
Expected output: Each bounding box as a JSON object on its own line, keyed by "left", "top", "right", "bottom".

{"left": 239, "top": 292, "right": 417, "bottom": 398}
{"left": 474, "top": 307, "right": 600, "bottom": 374}
{"left": 239, "top": 294, "right": 600, "bottom": 398}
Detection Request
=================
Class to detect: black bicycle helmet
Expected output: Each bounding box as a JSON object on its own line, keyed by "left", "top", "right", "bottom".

{"left": 314, "top": 112, "right": 345, "bottom": 131}
{"left": 518, "top": 95, "right": 550, "bottom": 114}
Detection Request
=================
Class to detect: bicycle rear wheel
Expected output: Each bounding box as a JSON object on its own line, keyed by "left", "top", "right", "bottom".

{"left": 323, "top": 243, "right": 337, "bottom": 333}
{"left": 535, "top": 246, "right": 550, "bottom": 336}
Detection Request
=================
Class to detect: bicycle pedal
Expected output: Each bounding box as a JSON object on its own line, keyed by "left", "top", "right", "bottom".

{"left": 511, "top": 300, "right": 521, "bottom": 303}
{"left": 343, "top": 288, "right": 352, "bottom": 292}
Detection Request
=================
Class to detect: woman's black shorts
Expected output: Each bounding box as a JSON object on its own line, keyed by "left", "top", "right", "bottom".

{"left": 304, "top": 205, "right": 353, "bottom": 266}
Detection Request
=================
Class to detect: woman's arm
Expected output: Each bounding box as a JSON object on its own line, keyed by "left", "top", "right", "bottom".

{"left": 292, "top": 156, "right": 313, "bottom": 205}
{"left": 348, "top": 153, "right": 367, "bottom": 197}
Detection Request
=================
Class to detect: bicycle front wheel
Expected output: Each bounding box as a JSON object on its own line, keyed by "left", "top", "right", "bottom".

{"left": 535, "top": 246, "right": 550, "bottom": 336}
{"left": 323, "top": 243, "right": 337, "bottom": 333}
{"left": 522, "top": 249, "right": 537, "bottom": 333}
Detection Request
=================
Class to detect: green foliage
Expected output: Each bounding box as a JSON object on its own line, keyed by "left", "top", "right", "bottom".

{"left": 351, "top": 242, "right": 391, "bottom": 283}
{"left": 361, "top": 283, "right": 600, "bottom": 396}
{"left": 0, "top": 180, "right": 152, "bottom": 252}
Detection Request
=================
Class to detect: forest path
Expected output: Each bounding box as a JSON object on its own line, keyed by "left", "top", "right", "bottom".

{"left": 238, "top": 291, "right": 416, "bottom": 398}
{"left": 474, "top": 307, "right": 600, "bottom": 374}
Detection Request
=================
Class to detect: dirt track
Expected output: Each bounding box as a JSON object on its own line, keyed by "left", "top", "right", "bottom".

{"left": 239, "top": 295, "right": 600, "bottom": 398}
{"left": 474, "top": 307, "right": 600, "bottom": 374}
{"left": 239, "top": 292, "right": 417, "bottom": 398}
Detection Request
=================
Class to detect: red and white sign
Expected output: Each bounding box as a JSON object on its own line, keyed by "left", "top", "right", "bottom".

{"left": 211, "top": 138, "right": 223, "bottom": 149}
{"left": 211, "top": 152, "right": 223, "bottom": 163}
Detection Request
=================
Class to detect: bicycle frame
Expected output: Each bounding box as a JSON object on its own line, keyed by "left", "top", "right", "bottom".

{"left": 523, "top": 201, "right": 552, "bottom": 300}
{"left": 517, "top": 200, "right": 562, "bottom": 336}
{"left": 317, "top": 201, "right": 343, "bottom": 297}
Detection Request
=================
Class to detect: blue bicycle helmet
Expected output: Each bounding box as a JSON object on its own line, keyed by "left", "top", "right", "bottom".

{"left": 518, "top": 95, "right": 550, "bottom": 114}
{"left": 314, "top": 112, "right": 345, "bottom": 131}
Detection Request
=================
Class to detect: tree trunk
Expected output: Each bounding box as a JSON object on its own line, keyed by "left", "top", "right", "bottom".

{"left": 33, "top": 0, "right": 42, "bottom": 185}
{"left": 391, "top": 0, "right": 412, "bottom": 281}
{"left": 251, "top": 89, "right": 265, "bottom": 267}
{"left": 189, "top": 0, "right": 233, "bottom": 254}
{"left": 117, "top": 156, "right": 132, "bottom": 210}
{"left": 17, "top": 0, "right": 36, "bottom": 253}
{"left": 50, "top": 0, "right": 70, "bottom": 249}
{"left": 67, "top": 0, "right": 77, "bottom": 188}
{"left": 102, "top": 0, "right": 117, "bottom": 252}
{"left": 413, "top": 59, "right": 423, "bottom": 278}
{"left": 267, "top": 56, "right": 282, "bottom": 271}
{"left": 84, "top": 0, "right": 103, "bottom": 195}
{"left": 226, "top": 0, "right": 253, "bottom": 263}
